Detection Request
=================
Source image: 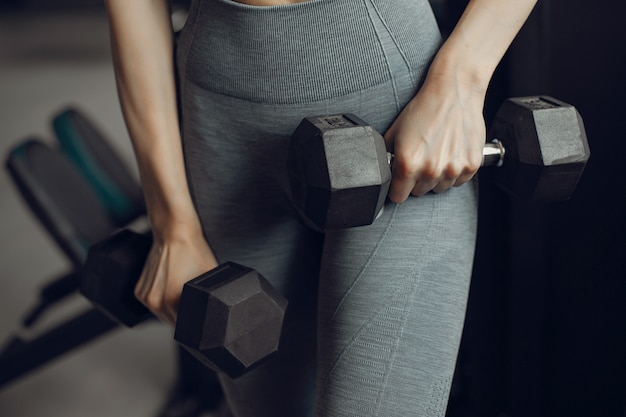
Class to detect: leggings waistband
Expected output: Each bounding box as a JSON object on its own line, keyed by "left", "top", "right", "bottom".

{"left": 178, "top": 0, "right": 441, "bottom": 104}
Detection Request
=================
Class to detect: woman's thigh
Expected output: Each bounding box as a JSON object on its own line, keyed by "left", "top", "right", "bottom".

{"left": 316, "top": 183, "right": 478, "bottom": 417}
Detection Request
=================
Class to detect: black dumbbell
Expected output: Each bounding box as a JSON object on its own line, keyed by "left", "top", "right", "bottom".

{"left": 80, "top": 229, "right": 288, "bottom": 378}
{"left": 288, "top": 96, "right": 590, "bottom": 230}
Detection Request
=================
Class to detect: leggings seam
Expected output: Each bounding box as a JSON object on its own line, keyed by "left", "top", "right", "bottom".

{"left": 331, "top": 204, "right": 398, "bottom": 320}
{"left": 327, "top": 200, "right": 438, "bottom": 416}
{"left": 367, "top": 0, "right": 416, "bottom": 86}
{"left": 362, "top": 0, "right": 420, "bottom": 114}
{"left": 375, "top": 199, "right": 438, "bottom": 415}
{"left": 328, "top": 205, "right": 400, "bottom": 377}
{"left": 374, "top": 277, "right": 423, "bottom": 416}
{"left": 362, "top": 0, "right": 399, "bottom": 114}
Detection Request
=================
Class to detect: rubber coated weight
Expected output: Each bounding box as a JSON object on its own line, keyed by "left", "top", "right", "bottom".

{"left": 81, "top": 229, "right": 288, "bottom": 378}
{"left": 288, "top": 114, "right": 391, "bottom": 230}
{"left": 488, "top": 96, "right": 590, "bottom": 201}
{"left": 288, "top": 96, "right": 590, "bottom": 230}
{"left": 80, "top": 230, "right": 151, "bottom": 327}
{"left": 174, "top": 263, "right": 288, "bottom": 378}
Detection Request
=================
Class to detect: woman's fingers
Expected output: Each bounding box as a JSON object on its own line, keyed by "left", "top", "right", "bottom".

{"left": 431, "top": 177, "right": 456, "bottom": 194}
{"left": 133, "top": 235, "right": 218, "bottom": 326}
{"left": 134, "top": 250, "right": 176, "bottom": 325}
{"left": 387, "top": 145, "right": 479, "bottom": 200}
{"left": 384, "top": 104, "right": 484, "bottom": 201}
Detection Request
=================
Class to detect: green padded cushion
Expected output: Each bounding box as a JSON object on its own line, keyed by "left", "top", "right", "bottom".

{"left": 53, "top": 108, "right": 145, "bottom": 227}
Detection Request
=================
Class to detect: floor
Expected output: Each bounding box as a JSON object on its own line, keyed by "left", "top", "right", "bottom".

{"left": 0, "top": 9, "right": 193, "bottom": 417}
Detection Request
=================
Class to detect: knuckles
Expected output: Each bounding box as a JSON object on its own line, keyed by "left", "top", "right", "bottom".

{"left": 391, "top": 150, "right": 481, "bottom": 198}
{"left": 394, "top": 154, "right": 471, "bottom": 182}
{"left": 393, "top": 154, "right": 434, "bottom": 180}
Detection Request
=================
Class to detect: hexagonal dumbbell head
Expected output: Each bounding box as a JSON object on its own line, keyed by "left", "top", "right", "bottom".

{"left": 489, "top": 96, "right": 590, "bottom": 201}
{"left": 288, "top": 114, "right": 391, "bottom": 230}
{"left": 81, "top": 229, "right": 152, "bottom": 327}
{"left": 174, "top": 263, "right": 288, "bottom": 379}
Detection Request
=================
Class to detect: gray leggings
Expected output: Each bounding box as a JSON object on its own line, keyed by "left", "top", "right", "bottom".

{"left": 176, "top": 0, "right": 478, "bottom": 415}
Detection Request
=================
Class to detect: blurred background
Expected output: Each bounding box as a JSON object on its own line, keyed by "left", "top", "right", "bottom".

{"left": 0, "top": 1, "right": 624, "bottom": 417}
{"left": 0, "top": 1, "right": 180, "bottom": 416}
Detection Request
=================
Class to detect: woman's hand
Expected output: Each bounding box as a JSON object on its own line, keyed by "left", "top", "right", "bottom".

{"left": 383, "top": 71, "right": 486, "bottom": 203}
{"left": 381, "top": 0, "right": 539, "bottom": 203}
{"left": 105, "top": 0, "right": 219, "bottom": 326}
{"left": 134, "top": 225, "right": 218, "bottom": 326}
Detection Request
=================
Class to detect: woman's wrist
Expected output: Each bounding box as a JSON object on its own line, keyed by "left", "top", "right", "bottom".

{"left": 426, "top": 0, "right": 538, "bottom": 96}
{"left": 151, "top": 208, "right": 203, "bottom": 238}
{"left": 426, "top": 40, "right": 493, "bottom": 99}
{"left": 144, "top": 192, "right": 204, "bottom": 243}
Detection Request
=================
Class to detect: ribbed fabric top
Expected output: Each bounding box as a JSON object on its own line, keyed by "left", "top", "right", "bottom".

{"left": 178, "top": 0, "right": 441, "bottom": 104}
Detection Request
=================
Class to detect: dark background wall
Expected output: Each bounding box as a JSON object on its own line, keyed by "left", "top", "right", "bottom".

{"left": 443, "top": 1, "right": 626, "bottom": 417}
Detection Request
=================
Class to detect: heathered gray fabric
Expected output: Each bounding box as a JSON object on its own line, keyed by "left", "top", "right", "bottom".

{"left": 175, "top": 0, "right": 478, "bottom": 416}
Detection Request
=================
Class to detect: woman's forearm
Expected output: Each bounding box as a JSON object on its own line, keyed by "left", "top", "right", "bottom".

{"left": 384, "top": 0, "right": 538, "bottom": 201}
{"left": 429, "top": 0, "right": 538, "bottom": 93}
{"left": 106, "top": 0, "right": 200, "bottom": 235}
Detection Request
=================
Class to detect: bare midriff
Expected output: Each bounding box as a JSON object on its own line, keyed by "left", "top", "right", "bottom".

{"left": 234, "top": 0, "right": 309, "bottom": 5}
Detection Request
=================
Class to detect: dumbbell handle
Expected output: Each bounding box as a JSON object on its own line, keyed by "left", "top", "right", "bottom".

{"left": 386, "top": 139, "right": 506, "bottom": 169}
{"left": 482, "top": 139, "right": 505, "bottom": 167}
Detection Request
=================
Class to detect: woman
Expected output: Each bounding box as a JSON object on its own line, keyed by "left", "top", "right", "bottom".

{"left": 105, "top": 0, "right": 537, "bottom": 415}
